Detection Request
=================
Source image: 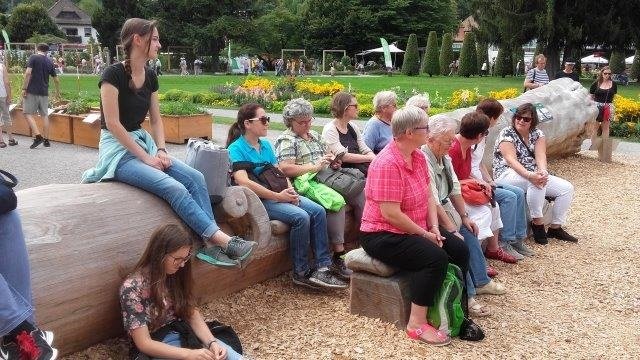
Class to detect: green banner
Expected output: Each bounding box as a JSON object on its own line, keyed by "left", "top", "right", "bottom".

{"left": 380, "top": 38, "right": 392, "bottom": 69}
{"left": 2, "top": 30, "right": 9, "bottom": 51}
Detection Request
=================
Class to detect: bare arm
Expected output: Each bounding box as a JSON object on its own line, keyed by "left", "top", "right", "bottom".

{"left": 278, "top": 155, "right": 331, "bottom": 178}
{"left": 21, "top": 68, "right": 32, "bottom": 97}
{"left": 187, "top": 309, "right": 227, "bottom": 360}
{"left": 498, "top": 141, "right": 531, "bottom": 179}
{"left": 533, "top": 136, "right": 547, "bottom": 172}
{"left": 450, "top": 193, "right": 478, "bottom": 236}
{"left": 3, "top": 65, "right": 10, "bottom": 103}
{"left": 130, "top": 325, "right": 214, "bottom": 360}
{"left": 343, "top": 151, "right": 375, "bottom": 163}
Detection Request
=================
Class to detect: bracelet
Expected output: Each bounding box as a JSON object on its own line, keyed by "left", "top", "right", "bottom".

{"left": 461, "top": 212, "right": 469, "bottom": 218}
{"left": 157, "top": 148, "right": 167, "bottom": 153}
{"left": 206, "top": 339, "right": 216, "bottom": 349}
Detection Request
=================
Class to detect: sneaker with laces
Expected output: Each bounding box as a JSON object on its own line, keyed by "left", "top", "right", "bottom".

{"left": 309, "top": 268, "right": 348, "bottom": 289}
{"left": 224, "top": 236, "right": 257, "bottom": 261}
{"left": 511, "top": 241, "right": 536, "bottom": 256}
{"left": 476, "top": 280, "right": 506, "bottom": 295}
{"left": 330, "top": 256, "right": 353, "bottom": 279}
{"left": 196, "top": 246, "right": 239, "bottom": 268}
{"left": 43, "top": 139, "right": 50, "bottom": 147}
{"left": 292, "top": 269, "right": 321, "bottom": 289}
{"left": 2, "top": 329, "right": 58, "bottom": 360}
{"left": 547, "top": 227, "right": 578, "bottom": 243}
{"left": 486, "top": 246, "right": 520, "bottom": 263}
{"left": 500, "top": 243, "right": 525, "bottom": 261}
{"left": 30, "top": 135, "right": 44, "bottom": 149}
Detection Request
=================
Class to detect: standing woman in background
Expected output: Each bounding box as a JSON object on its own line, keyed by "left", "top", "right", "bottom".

{"left": 589, "top": 66, "right": 617, "bottom": 140}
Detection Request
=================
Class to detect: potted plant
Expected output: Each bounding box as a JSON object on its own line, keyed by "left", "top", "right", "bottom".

{"left": 142, "top": 101, "right": 212, "bottom": 143}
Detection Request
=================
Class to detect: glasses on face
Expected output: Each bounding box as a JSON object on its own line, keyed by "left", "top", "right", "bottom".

{"left": 603, "top": 72, "right": 611, "bottom": 75}
{"left": 294, "top": 117, "right": 313, "bottom": 125}
{"left": 167, "top": 251, "right": 192, "bottom": 266}
{"left": 345, "top": 104, "right": 359, "bottom": 110}
{"left": 413, "top": 125, "right": 429, "bottom": 132}
{"left": 248, "top": 116, "right": 270, "bottom": 125}
{"left": 516, "top": 116, "right": 533, "bottom": 123}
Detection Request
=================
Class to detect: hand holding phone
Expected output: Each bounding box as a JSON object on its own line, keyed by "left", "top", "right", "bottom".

{"left": 329, "top": 151, "right": 346, "bottom": 169}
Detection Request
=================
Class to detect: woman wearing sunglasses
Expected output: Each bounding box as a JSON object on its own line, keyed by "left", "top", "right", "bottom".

{"left": 589, "top": 66, "right": 617, "bottom": 139}
{"left": 493, "top": 103, "right": 577, "bottom": 245}
{"left": 227, "top": 103, "right": 348, "bottom": 290}
{"left": 120, "top": 224, "right": 243, "bottom": 360}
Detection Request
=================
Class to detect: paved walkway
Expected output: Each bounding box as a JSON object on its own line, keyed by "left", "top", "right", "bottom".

{"left": 205, "top": 108, "right": 368, "bottom": 128}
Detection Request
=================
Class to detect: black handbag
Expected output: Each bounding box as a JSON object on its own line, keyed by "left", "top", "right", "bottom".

{"left": 0, "top": 170, "right": 18, "bottom": 215}
{"left": 232, "top": 161, "right": 289, "bottom": 192}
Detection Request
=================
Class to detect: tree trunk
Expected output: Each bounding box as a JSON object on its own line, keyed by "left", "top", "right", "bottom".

{"left": 544, "top": 44, "right": 561, "bottom": 80}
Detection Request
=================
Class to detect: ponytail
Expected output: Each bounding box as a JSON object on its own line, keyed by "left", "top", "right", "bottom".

{"left": 226, "top": 122, "right": 244, "bottom": 147}
{"left": 227, "top": 103, "right": 262, "bottom": 147}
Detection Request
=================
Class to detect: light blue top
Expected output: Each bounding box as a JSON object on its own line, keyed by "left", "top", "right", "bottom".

{"left": 362, "top": 116, "right": 392, "bottom": 154}
{"left": 228, "top": 135, "right": 277, "bottom": 176}
{"left": 82, "top": 129, "right": 158, "bottom": 183}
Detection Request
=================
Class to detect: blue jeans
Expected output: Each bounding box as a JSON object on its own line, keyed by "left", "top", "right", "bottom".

{"left": 494, "top": 183, "right": 527, "bottom": 243}
{"left": 459, "top": 226, "right": 490, "bottom": 292}
{"left": 0, "top": 210, "right": 34, "bottom": 336}
{"left": 262, "top": 196, "right": 332, "bottom": 275}
{"left": 115, "top": 153, "right": 219, "bottom": 240}
{"left": 153, "top": 331, "right": 243, "bottom": 360}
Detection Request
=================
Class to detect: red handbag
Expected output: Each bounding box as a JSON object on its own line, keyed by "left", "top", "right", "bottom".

{"left": 459, "top": 179, "right": 492, "bottom": 206}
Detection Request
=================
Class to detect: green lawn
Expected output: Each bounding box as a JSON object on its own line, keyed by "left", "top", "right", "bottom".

{"left": 9, "top": 73, "right": 640, "bottom": 103}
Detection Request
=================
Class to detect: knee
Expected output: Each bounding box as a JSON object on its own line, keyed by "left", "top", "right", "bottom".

{"left": 162, "top": 181, "right": 190, "bottom": 202}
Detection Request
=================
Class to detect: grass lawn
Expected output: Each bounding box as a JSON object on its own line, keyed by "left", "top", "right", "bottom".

{"left": 9, "top": 73, "right": 640, "bottom": 102}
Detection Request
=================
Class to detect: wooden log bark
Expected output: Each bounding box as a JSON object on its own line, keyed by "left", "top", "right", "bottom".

{"left": 16, "top": 183, "right": 290, "bottom": 356}
{"left": 349, "top": 272, "right": 412, "bottom": 329}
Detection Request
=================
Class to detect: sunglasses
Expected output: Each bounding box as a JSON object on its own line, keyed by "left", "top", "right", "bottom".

{"left": 603, "top": 72, "right": 611, "bottom": 75}
{"left": 248, "top": 116, "right": 270, "bottom": 125}
{"left": 516, "top": 116, "right": 533, "bottom": 123}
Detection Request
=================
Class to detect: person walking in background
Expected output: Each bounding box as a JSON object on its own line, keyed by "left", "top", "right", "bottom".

{"left": 179, "top": 57, "right": 188, "bottom": 75}
{"left": 0, "top": 60, "right": 16, "bottom": 148}
{"left": 22, "top": 43, "right": 61, "bottom": 149}
{"left": 523, "top": 54, "right": 549, "bottom": 91}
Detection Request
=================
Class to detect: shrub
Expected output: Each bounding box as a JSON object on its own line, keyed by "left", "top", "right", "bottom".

{"left": 310, "top": 97, "right": 332, "bottom": 115}
{"left": 163, "top": 89, "right": 193, "bottom": 102}
{"left": 446, "top": 88, "right": 482, "bottom": 109}
{"left": 402, "top": 33, "right": 420, "bottom": 76}
{"left": 66, "top": 98, "right": 92, "bottom": 115}
{"left": 422, "top": 31, "right": 439, "bottom": 76}
{"left": 267, "top": 101, "right": 286, "bottom": 113}
{"left": 458, "top": 32, "right": 477, "bottom": 77}
{"left": 609, "top": 51, "right": 625, "bottom": 74}
{"left": 630, "top": 49, "right": 640, "bottom": 81}
{"left": 340, "top": 56, "right": 351, "bottom": 71}
{"left": 476, "top": 42, "right": 488, "bottom": 74}
{"left": 159, "top": 101, "right": 205, "bottom": 116}
{"left": 240, "top": 75, "right": 275, "bottom": 92}
{"left": 487, "top": 88, "right": 519, "bottom": 100}
{"left": 439, "top": 33, "right": 453, "bottom": 75}
{"left": 358, "top": 103, "right": 374, "bottom": 118}
{"left": 295, "top": 79, "right": 344, "bottom": 97}
{"left": 613, "top": 95, "right": 640, "bottom": 123}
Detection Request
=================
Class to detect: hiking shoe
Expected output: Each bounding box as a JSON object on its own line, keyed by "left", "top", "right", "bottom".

{"left": 196, "top": 246, "right": 239, "bottom": 268}
{"left": 292, "top": 269, "right": 320, "bottom": 289}
{"left": 224, "top": 236, "right": 257, "bottom": 261}
{"left": 8, "top": 139, "right": 17, "bottom": 146}
{"left": 43, "top": 139, "right": 50, "bottom": 147}
{"left": 3, "top": 329, "right": 58, "bottom": 360}
{"left": 486, "top": 246, "right": 520, "bottom": 263}
{"left": 476, "top": 280, "right": 506, "bottom": 295}
{"left": 530, "top": 222, "right": 548, "bottom": 245}
{"left": 511, "top": 241, "right": 536, "bottom": 256}
{"left": 547, "top": 227, "right": 578, "bottom": 243}
{"left": 30, "top": 135, "right": 44, "bottom": 149}
{"left": 330, "top": 256, "right": 353, "bottom": 279}
{"left": 309, "top": 268, "right": 348, "bottom": 289}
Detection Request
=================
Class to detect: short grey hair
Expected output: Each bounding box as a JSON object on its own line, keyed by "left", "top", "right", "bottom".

{"left": 406, "top": 94, "right": 431, "bottom": 110}
{"left": 391, "top": 106, "right": 428, "bottom": 137}
{"left": 282, "top": 98, "right": 314, "bottom": 128}
{"left": 373, "top": 91, "right": 397, "bottom": 112}
{"left": 427, "top": 114, "right": 458, "bottom": 140}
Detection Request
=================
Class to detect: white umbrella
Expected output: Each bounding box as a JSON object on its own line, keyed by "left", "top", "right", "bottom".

{"left": 356, "top": 44, "right": 405, "bottom": 56}
{"left": 581, "top": 54, "right": 608, "bottom": 64}
{"left": 625, "top": 55, "right": 635, "bottom": 65}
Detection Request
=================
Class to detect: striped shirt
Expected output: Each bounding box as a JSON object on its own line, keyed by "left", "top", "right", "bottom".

{"left": 526, "top": 68, "right": 549, "bottom": 86}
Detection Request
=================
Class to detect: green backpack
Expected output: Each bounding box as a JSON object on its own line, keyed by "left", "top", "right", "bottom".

{"left": 427, "top": 263, "right": 465, "bottom": 337}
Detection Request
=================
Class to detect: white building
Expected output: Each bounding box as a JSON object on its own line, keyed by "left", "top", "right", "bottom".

{"left": 47, "top": 0, "right": 98, "bottom": 45}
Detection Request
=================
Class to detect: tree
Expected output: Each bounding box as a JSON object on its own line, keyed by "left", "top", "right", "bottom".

{"left": 78, "top": 0, "right": 101, "bottom": 17}
{"left": 476, "top": 41, "right": 488, "bottom": 74}
{"left": 26, "top": 33, "right": 68, "bottom": 44}
{"left": 458, "top": 32, "right": 477, "bottom": 77}
{"left": 494, "top": 43, "right": 512, "bottom": 78}
{"left": 5, "top": 3, "right": 65, "bottom": 42}
{"left": 402, "top": 33, "right": 419, "bottom": 76}
{"left": 439, "top": 32, "right": 453, "bottom": 75}
{"left": 92, "top": 0, "right": 145, "bottom": 58}
{"left": 630, "top": 49, "right": 640, "bottom": 81}
{"left": 608, "top": 51, "right": 625, "bottom": 74}
{"left": 421, "top": 31, "right": 439, "bottom": 76}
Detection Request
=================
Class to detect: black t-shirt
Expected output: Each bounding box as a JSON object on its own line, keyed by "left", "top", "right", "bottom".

{"left": 555, "top": 70, "right": 579, "bottom": 82}
{"left": 26, "top": 54, "right": 57, "bottom": 96}
{"left": 589, "top": 81, "right": 617, "bottom": 103}
{"left": 100, "top": 63, "right": 159, "bottom": 131}
{"left": 338, "top": 124, "right": 360, "bottom": 154}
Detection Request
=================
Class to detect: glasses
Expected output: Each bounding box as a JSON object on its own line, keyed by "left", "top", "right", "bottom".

{"left": 413, "top": 126, "right": 429, "bottom": 132}
{"left": 167, "top": 251, "right": 192, "bottom": 266}
{"left": 294, "top": 117, "right": 313, "bottom": 125}
{"left": 516, "top": 116, "right": 533, "bottom": 123}
{"left": 603, "top": 72, "right": 611, "bottom": 75}
{"left": 248, "top": 116, "right": 270, "bottom": 125}
{"left": 345, "top": 104, "right": 359, "bottom": 110}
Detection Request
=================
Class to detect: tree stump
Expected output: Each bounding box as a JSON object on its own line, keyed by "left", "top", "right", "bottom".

{"left": 349, "top": 272, "right": 412, "bottom": 329}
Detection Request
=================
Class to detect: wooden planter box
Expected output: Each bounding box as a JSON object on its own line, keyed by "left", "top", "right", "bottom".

{"left": 9, "top": 107, "right": 33, "bottom": 137}
{"left": 142, "top": 113, "right": 213, "bottom": 144}
{"left": 71, "top": 113, "right": 101, "bottom": 148}
{"left": 34, "top": 112, "right": 73, "bottom": 143}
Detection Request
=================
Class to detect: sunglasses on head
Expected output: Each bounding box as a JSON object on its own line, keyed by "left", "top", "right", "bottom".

{"left": 516, "top": 115, "right": 533, "bottom": 123}
{"left": 247, "top": 116, "right": 270, "bottom": 125}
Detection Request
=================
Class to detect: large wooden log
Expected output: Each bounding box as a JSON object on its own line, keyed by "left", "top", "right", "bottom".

{"left": 17, "top": 183, "right": 290, "bottom": 356}
{"left": 349, "top": 272, "right": 412, "bottom": 329}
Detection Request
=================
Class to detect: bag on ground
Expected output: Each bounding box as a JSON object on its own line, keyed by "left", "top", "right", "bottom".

{"left": 427, "top": 263, "right": 465, "bottom": 337}
{"left": 185, "top": 139, "right": 230, "bottom": 205}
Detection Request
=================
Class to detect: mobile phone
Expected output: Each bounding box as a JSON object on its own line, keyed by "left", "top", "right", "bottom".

{"left": 330, "top": 151, "right": 346, "bottom": 166}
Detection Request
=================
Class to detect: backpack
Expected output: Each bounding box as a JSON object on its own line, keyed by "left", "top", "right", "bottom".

{"left": 185, "top": 139, "right": 230, "bottom": 205}
{"left": 427, "top": 263, "right": 465, "bottom": 337}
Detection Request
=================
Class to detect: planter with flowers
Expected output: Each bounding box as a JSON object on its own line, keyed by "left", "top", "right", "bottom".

{"left": 142, "top": 101, "right": 212, "bottom": 144}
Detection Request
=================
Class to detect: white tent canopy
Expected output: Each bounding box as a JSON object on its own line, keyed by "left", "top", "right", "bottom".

{"left": 356, "top": 44, "right": 405, "bottom": 56}
{"left": 581, "top": 54, "right": 608, "bottom": 64}
{"left": 625, "top": 55, "right": 635, "bottom": 65}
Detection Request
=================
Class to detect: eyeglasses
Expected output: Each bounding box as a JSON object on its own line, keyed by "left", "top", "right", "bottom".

{"left": 248, "top": 116, "right": 270, "bottom": 125}
{"left": 603, "top": 72, "right": 612, "bottom": 75}
{"left": 345, "top": 104, "right": 359, "bottom": 110}
{"left": 167, "top": 251, "right": 193, "bottom": 266}
{"left": 413, "top": 126, "right": 429, "bottom": 132}
{"left": 516, "top": 116, "right": 533, "bottom": 123}
{"left": 295, "top": 117, "right": 313, "bottom": 125}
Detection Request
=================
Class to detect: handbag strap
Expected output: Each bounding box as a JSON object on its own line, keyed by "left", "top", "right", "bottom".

{"left": 512, "top": 128, "right": 536, "bottom": 159}
{"left": 0, "top": 170, "right": 18, "bottom": 188}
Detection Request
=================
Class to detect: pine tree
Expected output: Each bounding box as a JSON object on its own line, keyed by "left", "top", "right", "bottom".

{"left": 439, "top": 32, "right": 454, "bottom": 75}
{"left": 494, "top": 43, "right": 512, "bottom": 78}
{"left": 421, "top": 31, "right": 439, "bottom": 76}
{"left": 630, "top": 49, "right": 640, "bottom": 81}
{"left": 476, "top": 42, "right": 488, "bottom": 75}
{"left": 609, "top": 51, "right": 625, "bottom": 74}
{"left": 512, "top": 46, "right": 524, "bottom": 76}
{"left": 402, "top": 33, "right": 420, "bottom": 76}
{"left": 458, "top": 32, "right": 477, "bottom": 77}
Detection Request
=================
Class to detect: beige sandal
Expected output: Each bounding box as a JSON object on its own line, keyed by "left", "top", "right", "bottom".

{"left": 469, "top": 297, "right": 492, "bottom": 317}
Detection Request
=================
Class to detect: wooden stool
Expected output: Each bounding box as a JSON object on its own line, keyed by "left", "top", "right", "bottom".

{"left": 349, "top": 271, "right": 412, "bottom": 329}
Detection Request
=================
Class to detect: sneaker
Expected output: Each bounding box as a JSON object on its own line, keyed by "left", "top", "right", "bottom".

{"left": 309, "top": 268, "right": 348, "bottom": 289}
{"left": 511, "top": 241, "right": 536, "bottom": 256}
{"left": 292, "top": 269, "right": 320, "bottom": 289}
{"left": 43, "top": 139, "right": 50, "bottom": 147}
{"left": 223, "top": 236, "right": 257, "bottom": 261}
{"left": 330, "top": 256, "right": 353, "bottom": 279}
{"left": 530, "top": 222, "right": 548, "bottom": 245}
{"left": 0, "top": 341, "right": 19, "bottom": 360}
{"left": 486, "top": 246, "right": 520, "bottom": 263}
{"left": 3, "top": 329, "right": 58, "bottom": 360}
{"left": 476, "top": 280, "right": 506, "bottom": 295}
{"left": 30, "top": 135, "right": 44, "bottom": 149}
{"left": 196, "top": 246, "right": 239, "bottom": 268}
{"left": 547, "top": 227, "right": 578, "bottom": 243}
{"left": 8, "top": 139, "right": 17, "bottom": 146}
{"left": 502, "top": 243, "right": 525, "bottom": 261}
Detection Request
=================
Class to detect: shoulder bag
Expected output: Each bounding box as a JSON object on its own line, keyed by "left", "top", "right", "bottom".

{"left": 0, "top": 170, "right": 18, "bottom": 215}
{"left": 459, "top": 178, "right": 492, "bottom": 206}
{"left": 315, "top": 167, "right": 365, "bottom": 201}
{"left": 232, "top": 161, "right": 289, "bottom": 193}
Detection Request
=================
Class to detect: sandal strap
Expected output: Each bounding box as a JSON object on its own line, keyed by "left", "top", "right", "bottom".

{"left": 407, "top": 324, "right": 448, "bottom": 341}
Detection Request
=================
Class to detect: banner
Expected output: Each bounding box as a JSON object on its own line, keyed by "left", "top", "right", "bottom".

{"left": 2, "top": 30, "right": 9, "bottom": 52}
{"left": 380, "top": 38, "right": 392, "bottom": 69}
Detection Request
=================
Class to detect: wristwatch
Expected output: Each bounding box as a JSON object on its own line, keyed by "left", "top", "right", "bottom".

{"left": 461, "top": 212, "right": 469, "bottom": 218}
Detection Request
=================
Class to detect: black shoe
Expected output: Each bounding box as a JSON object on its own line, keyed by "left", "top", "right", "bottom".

{"left": 531, "top": 222, "right": 548, "bottom": 245}
{"left": 292, "top": 270, "right": 321, "bottom": 290}
{"left": 330, "top": 256, "right": 353, "bottom": 280}
{"left": 0, "top": 340, "right": 19, "bottom": 360}
{"left": 30, "top": 135, "right": 44, "bottom": 149}
{"left": 43, "top": 139, "right": 50, "bottom": 147}
{"left": 3, "top": 329, "right": 58, "bottom": 360}
{"left": 547, "top": 227, "right": 578, "bottom": 243}
{"left": 459, "top": 318, "right": 485, "bottom": 341}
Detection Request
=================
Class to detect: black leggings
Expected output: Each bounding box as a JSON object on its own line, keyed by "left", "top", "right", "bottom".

{"left": 361, "top": 231, "right": 469, "bottom": 307}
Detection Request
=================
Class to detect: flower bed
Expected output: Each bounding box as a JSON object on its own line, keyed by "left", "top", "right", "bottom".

{"left": 611, "top": 95, "right": 640, "bottom": 138}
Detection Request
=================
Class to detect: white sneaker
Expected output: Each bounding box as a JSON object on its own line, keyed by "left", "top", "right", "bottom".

{"left": 476, "top": 280, "right": 506, "bottom": 295}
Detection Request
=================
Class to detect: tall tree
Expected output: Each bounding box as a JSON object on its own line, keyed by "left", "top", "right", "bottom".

{"left": 494, "top": 43, "right": 512, "bottom": 78}
{"left": 608, "top": 51, "right": 625, "bottom": 74}
{"left": 421, "top": 31, "right": 439, "bottom": 76}
{"left": 458, "top": 32, "right": 477, "bottom": 77}
{"left": 630, "top": 49, "right": 640, "bottom": 81}
{"left": 92, "top": 0, "right": 144, "bottom": 57}
{"left": 6, "top": 3, "right": 64, "bottom": 42}
{"left": 439, "top": 32, "right": 453, "bottom": 75}
{"left": 402, "top": 33, "right": 419, "bottom": 76}
{"left": 476, "top": 41, "right": 488, "bottom": 73}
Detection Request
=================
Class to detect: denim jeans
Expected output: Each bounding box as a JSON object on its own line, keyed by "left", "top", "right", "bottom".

{"left": 153, "top": 331, "right": 243, "bottom": 360}
{"left": 494, "top": 182, "right": 527, "bottom": 242}
{"left": 262, "top": 196, "right": 331, "bottom": 275}
{"left": 115, "top": 153, "right": 219, "bottom": 240}
{"left": 459, "top": 225, "right": 490, "bottom": 290}
{"left": 0, "top": 210, "right": 35, "bottom": 336}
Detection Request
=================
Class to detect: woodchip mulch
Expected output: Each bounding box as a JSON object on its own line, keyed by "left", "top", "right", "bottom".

{"left": 65, "top": 151, "right": 640, "bottom": 360}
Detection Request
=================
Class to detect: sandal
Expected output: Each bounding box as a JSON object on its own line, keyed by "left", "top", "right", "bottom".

{"left": 8, "top": 139, "right": 17, "bottom": 146}
{"left": 406, "top": 324, "right": 451, "bottom": 346}
{"left": 469, "top": 297, "right": 492, "bottom": 317}
{"left": 0, "top": 141, "right": 5, "bottom": 148}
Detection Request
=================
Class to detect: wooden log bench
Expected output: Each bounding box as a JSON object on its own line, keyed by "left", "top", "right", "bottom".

{"left": 16, "top": 182, "right": 358, "bottom": 356}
